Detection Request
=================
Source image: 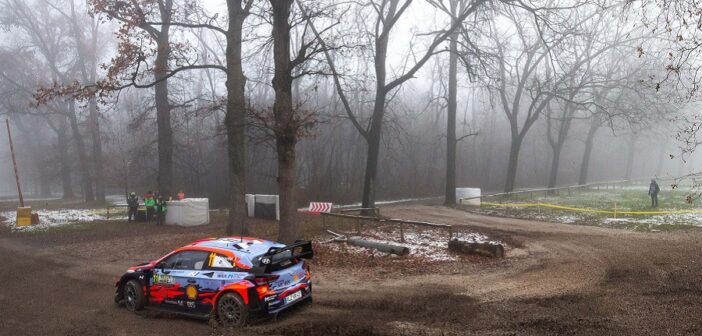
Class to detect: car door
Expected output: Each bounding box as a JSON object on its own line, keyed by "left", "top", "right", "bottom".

{"left": 198, "top": 253, "right": 249, "bottom": 311}
{"left": 150, "top": 250, "right": 210, "bottom": 310}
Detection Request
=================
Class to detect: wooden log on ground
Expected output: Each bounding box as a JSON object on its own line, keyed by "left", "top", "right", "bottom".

{"left": 326, "top": 230, "right": 410, "bottom": 256}
{"left": 346, "top": 237, "right": 410, "bottom": 256}
{"left": 448, "top": 239, "right": 504, "bottom": 258}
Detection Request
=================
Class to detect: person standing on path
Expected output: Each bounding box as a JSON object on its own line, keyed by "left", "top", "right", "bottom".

{"left": 127, "top": 192, "right": 139, "bottom": 222}
{"left": 648, "top": 179, "right": 660, "bottom": 208}
{"left": 155, "top": 196, "right": 167, "bottom": 225}
{"left": 144, "top": 191, "right": 156, "bottom": 221}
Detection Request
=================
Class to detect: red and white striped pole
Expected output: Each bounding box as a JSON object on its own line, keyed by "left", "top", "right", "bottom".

{"left": 6, "top": 119, "right": 24, "bottom": 207}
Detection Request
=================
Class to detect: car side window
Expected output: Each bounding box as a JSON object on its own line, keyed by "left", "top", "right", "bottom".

{"left": 161, "top": 250, "right": 210, "bottom": 270}
{"left": 208, "top": 253, "right": 235, "bottom": 270}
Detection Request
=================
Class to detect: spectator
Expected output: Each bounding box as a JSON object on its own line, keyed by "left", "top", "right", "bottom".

{"left": 155, "top": 195, "right": 167, "bottom": 225}
{"left": 126, "top": 192, "right": 139, "bottom": 222}
{"left": 144, "top": 191, "right": 156, "bottom": 221}
{"left": 648, "top": 179, "right": 660, "bottom": 208}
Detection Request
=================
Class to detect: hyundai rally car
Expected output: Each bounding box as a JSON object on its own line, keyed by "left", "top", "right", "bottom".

{"left": 114, "top": 237, "right": 313, "bottom": 326}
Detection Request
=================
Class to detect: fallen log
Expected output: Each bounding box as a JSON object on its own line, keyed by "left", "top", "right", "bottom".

{"left": 346, "top": 237, "right": 410, "bottom": 256}
{"left": 326, "top": 230, "right": 410, "bottom": 256}
{"left": 448, "top": 239, "right": 504, "bottom": 258}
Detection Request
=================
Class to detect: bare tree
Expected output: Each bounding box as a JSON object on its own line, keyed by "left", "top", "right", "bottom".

{"left": 2, "top": 0, "right": 96, "bottom": 201}
{"left": 314, "top": 0, "right": 487, "bottom": 211}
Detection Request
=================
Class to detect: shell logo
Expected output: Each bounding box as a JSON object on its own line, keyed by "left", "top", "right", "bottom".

{"left": 186, "top": 285, "right": 198, "bottom": 300}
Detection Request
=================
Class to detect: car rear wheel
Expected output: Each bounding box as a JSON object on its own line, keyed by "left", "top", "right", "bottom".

{"left": 123, "top": 279, "right": 145, "bottom": 312}
{"left": 217, "top": 292, "right": 249, "bottom": 328}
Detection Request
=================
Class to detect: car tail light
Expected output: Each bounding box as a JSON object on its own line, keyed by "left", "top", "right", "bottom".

{"left": 256, "top": 284, "right": 272, "bottom": 296}
{"left": 251, "top": 275, "right": 279, "bottom": 299}
{"left": 253, "top": 275, "right": 280, "bottom": 286}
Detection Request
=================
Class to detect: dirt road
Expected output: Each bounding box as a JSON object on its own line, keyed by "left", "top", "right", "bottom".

{"left": 1, "top": 205, "right": 702, "bottom": 335}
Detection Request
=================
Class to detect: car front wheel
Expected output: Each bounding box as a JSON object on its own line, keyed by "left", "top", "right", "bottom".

{"left": 217, "top": 292, "right": 249, "bottom": 328}
{"left": 123, "top": 279, "right": 145, "bottom": 312}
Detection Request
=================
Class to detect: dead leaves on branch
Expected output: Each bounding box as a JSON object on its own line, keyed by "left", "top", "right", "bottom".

{"left": 36, "top": 0, "right": 204, "bottom": 107}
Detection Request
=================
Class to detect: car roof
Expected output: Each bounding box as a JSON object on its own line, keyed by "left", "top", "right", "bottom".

{"left": 181, "top": 236, "right": 285, "bottom": 269}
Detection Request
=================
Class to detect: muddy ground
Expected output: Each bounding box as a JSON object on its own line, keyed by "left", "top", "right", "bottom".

{"left": 1, "top": 205, "right": 702, "bottom": 335}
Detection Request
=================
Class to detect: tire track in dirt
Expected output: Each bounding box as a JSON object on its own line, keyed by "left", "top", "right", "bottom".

{"left": 380, "top": 205, "right": 683, "bottom": 301}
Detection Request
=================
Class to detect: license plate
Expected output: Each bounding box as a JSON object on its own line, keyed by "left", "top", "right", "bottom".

{"left": 284, "top": 290, "right": 302, "bottom": 304}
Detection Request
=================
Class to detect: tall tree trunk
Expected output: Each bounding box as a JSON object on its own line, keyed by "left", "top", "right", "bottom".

{"left": 88, "top": 98, "right": 105, "bottom": 202}
{"left": 362, "top": 95, "right": 385, "bottom": 211}
{"left": 547, "top": 143, "right": 563, "bottom": 191}
{"left": 57, "top": 126, "right": 75, "bottom": 199}
{"left": 578, "top": 118, "right": 600, "bottom": 185}
{"left": 70, "top": 0, "right": 104, "bottom": 202}
{"left": 67, "top": 101, "right": 94, "bottom": 202}
{"left": 444, "top": 6, "right": 459, "bottom": 206}
{"left": 155, "top": 1, "right": 173, "bottom": 197}
{"left": 504, "top": 135, "right": 522, "bottom": 192}
{"left": 225, "top": 0, "right": 249, "bottom": 236}
{"left": 270, "top": 0, "right": 298, "bottom": 244}
{"left": 361, "top": 9, "right": 392, "bottom": 212}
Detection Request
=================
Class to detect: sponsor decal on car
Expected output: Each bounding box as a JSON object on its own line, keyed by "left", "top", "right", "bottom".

{"left": 153, "top": 274, "right": 175, "bottom": 285}
{"left": 186, "top": 285, "right": 198, "bottom": 300}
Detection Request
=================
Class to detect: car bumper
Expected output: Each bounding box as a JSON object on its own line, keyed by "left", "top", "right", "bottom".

{"left": 248, "top": 283, "right": 312, "bottom": 316}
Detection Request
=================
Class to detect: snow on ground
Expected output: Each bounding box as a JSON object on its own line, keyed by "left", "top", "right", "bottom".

{"left": 1, "top": 209, "right": 125, "bottom": 232}
{"left": 555, "top": 215, "right": 580, "bottom": 224}
{"left": 324, "top": 225, "right": 503, "bottom": 261}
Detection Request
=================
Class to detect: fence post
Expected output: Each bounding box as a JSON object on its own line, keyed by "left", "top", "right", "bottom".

{"left": 322, "top": 214, "right": 326, "bottom": 230}
{"left": 356, "top": 218, "right": 361, "bottom": 235}
{"left": 107, "top": 206, "right": 110, "bottom": 220}
{"left": 614, "top": 202, "right": 617, "bottom": 219}
{"left": 448, "top": 226, "right": 453, "bottom": 241}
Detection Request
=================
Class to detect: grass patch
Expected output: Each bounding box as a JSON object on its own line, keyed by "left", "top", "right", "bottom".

{"left": 463, "top": 186, "right": 702, "bottom": 232}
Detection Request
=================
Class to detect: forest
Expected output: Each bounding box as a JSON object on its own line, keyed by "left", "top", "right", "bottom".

{"left": 1, "top": 0, "right": 700, "bottom": 243}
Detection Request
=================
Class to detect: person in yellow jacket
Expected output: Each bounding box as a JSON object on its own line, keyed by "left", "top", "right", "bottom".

{"left": 144, "top": 191, "right": 156, "bottom": 221}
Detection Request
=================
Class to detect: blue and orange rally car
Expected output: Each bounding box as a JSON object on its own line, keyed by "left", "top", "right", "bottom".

{"left": 114, "top": 237, "right": 313, "bottom": 327}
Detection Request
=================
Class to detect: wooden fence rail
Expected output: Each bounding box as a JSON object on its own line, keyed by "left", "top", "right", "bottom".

{"left": 321, "top": 212, "right": 453, "bottom": 242}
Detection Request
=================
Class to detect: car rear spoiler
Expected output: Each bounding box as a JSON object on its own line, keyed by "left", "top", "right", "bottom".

{"left": 252, "top": 240, "right": 313, "bottom": 274}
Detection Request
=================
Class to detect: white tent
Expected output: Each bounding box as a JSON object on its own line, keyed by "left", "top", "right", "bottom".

{"left": 165, "top": 198, "right": 210, "bottom": 226}
{"left": 245, "top": 194, "right": 280, "bottom": 220}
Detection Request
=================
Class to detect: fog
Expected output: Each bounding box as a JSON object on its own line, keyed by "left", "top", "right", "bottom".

{"left": 0, "top": 0, "right": 700, "bottom": 209}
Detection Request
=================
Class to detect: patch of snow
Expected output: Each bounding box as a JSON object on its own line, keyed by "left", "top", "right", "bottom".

{"left": 325, "top": 225, "right": 503, "bottom": 262}
{"left": 604, "top": 218, "right": 630, "bottom": 222}
{"left": 1, "top": 209, "right": 125, "bottom": 232}
{"left": 555, "top": 215, "right": 579, "bottom": 224}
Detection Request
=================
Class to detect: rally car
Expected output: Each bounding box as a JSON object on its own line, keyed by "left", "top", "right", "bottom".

{"left": 114, "top": 237, "right": 313, "bottom": 327}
